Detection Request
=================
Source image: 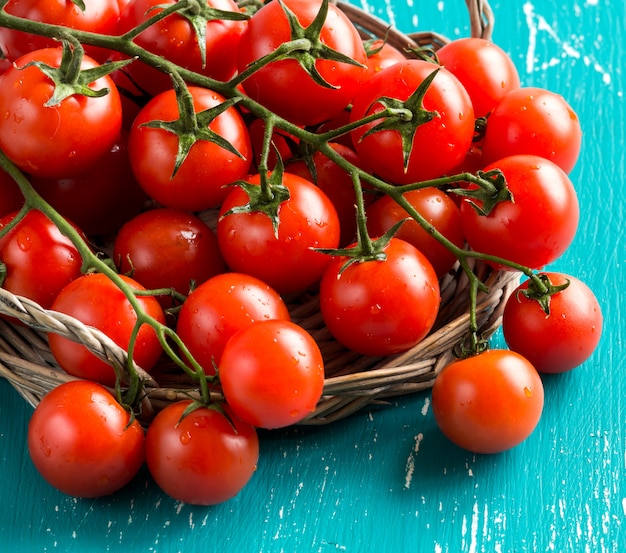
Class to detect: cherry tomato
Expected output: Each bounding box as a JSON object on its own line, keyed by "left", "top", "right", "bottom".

{"left": 145, "top": 401, "right": 259, "bottom": 505}
{"left": 0, "top": 48, "right": 123, "bottom": 179}
{"left": 48, "top": 273, "right": 166, "bottom": 386}
{"left": 364, "top": 39, "right": 406, "bottom": 78}
{"left": 436, "top": 37, "right": 520, "bottom": 118}
{"left": 366, "top": 187, "right": 464, "bottom": 277}
{"left": 481, "top": 87, "right": 582, "bottom": 173}
{"left": 117, "top": 0, "right": 246, "bottom": 96}
{"left": 128, "top": 86, "right": 252, "bottom": 211}
{"left": 219, "top": 319, "right": 325, "bottom": 428}
{"left": 503, "top": 273, "right": 603, "bottom": 374}
{"left": 431, "top": 349, "right": 544, "bottom": 454}
{"left": 113, "top": 208, "right": 226, "bottom": 308}
{"left": 237, "top": 0, "right": 368, "bottom": 126}
{"left": 0, "top": 168, "right": 24, "bottom": 218}
{"left": 176, "top": 272, "right": 291, "bottom": 371}
{"left": 27, "top": 380, "right": 145, "bottom": 498}
{"left": 319, "top": 237, "right": 440, "bottom": 356}
{"left": 460, "top": 155, "right": 579, "bottom": 270}
{"left": 349, "top": 59, "right": 475, "bottom": 184}
{"left": 217, "top": 172, "right": 340, "bottom": 295}
{"left": 0, "top": 210, "right": 85, "bottom": 309}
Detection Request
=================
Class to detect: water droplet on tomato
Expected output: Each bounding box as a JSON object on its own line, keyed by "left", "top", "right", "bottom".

{"left": 180, "top": 431, "right": 192, "bottom": 445}
{"left": 524, "top": 387, "right": 533, "bottom": 398}
{"left": 39, "top": 436, "right": 52, "bottom": 457}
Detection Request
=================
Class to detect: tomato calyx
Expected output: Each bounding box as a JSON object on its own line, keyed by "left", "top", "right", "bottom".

{"left": 447, "top": 168, "right": 513, "bottom": 216}
{"left": 515, "top": 273, "right": 570, "bottom": 315}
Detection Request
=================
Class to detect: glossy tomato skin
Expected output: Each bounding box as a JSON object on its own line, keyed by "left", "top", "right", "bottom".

{"left": 145, "top": 401, "right": 259, "bottom": 505}
{"left": 431, "top": 349, "right": 544, "bottom": 454}
{"left": 366, "top": 187, "right": 464, "bottom": 278}
{"left": 503, "top": 273, "right": 603, "bottom": 374}
{"left": 237, "top": 0, "right": 368, "bottom": 126}
{"left": 113, "top": 208, "right": 226, "bottom": 307}
{"left": 0, "top": 0, "right": 121, "bottom": 63}
{"left": 436, "top": 37, "right": 520, "bottom": 118}
{"left": 0, "top": 48, "right": 123, "bottom": 179}
{"left": 176, "top": 272, "right": 290, "bottom": 371}
{"left": 128, "top": 86, "right": 252, "bottom": 211}
{"left": 349, "top": 59, "right": 475, "bottom": 184}
{"left": 0, "top": 210, "right": 85, "bottom": 309}
{"left": 48, "top": 273, "right": 166, "bottom": 386}
{"left": 481, "top": 87, "right": 582, "bottom": 173}
{"left": 217, "top": 173, "right": 340, "bottom": 294}
{"left": 117, "top": 0, "right": 246, "bottom": 96}
{"left": 460, "top": 155, "right": 579, "bottom": 270}
{"left": 364, "top": 39, "right": 406, "bottom": 78}
{"left": 219, "top": 320, "right": 325, "bottom": 428}
{"left": 27, "top": 380, "right": 145, "bottom": 498}
{"left": 319, "top": 237, "right": 440, "bottom": 356}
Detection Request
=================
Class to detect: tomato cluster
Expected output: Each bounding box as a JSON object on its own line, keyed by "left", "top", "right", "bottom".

{"left": 0, "top": 0, "right": 602, "bottom": 503}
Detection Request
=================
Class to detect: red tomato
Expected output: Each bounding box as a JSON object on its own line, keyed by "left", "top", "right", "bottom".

{"left": 219, "top": 320, "right": 325, "bottom": 428}
{"left": 128, "top": 86, "right": 252, "bottom": 211}
{"left": 503, "top": 273, "right": 603, "bottom": 374}
{"left": 117, "top": 0, "right": 246, "bottom": 96}
{"left": 431, "top": 349, "right": 544, "bottom": 454}
{"left": 30, "top": 133, "right": 148, "bottom": 236}
{"left": 0, "top": 210, "right": 85, "bottom": 309}
{"left": 113, "top": 208, "right": 226, "bottom": 307}
{"left": 217, "top": 172, "right": 340, "bottom": 294}
{"left": 460, "top": 155, "right": 579, "bottom": 270}
{"left": 248, "top": 117, "right": 298, "bottom": 169}
{"left": 481, "top": 87, "right": 582, "bottom": 173}
{"left": 0, "top": 0, "right": 121, "bottom": 63}
{"left": 27, "top": 380, "right": 145, "bottom": 498}
{"left": 349, "top": 59, "right": 475, "bottom": 184}
{"left": 364, "top": 39, "right": 406, "bottom": 78}
{"left": 0, "top": 168, "right": 24, "bottom": 218}
{"left": 366, "top": 187, "right": 465, "bottom": 277}
{"left": 436, "top": 37, "right": 521, "bottom": 118}
{"left": 237, "top": 0, "right": 368, "bottom": 126}
{"left": 319, "top": 237, "right": 440, "bottom": 356}
{"left": 0, "top": 48, "right": 123, "bottom": 179}
{"left": 145, "top": 401, "right": 259, "bottom": 505}
{"left": 48, "top": 273, "right": 166, "bottom": 386}
{"left": 176, "top": 272, "right": 291, "bottom": 371}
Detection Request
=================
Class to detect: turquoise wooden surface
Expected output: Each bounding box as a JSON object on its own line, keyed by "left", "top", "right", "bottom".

{"left": 1, "top": 0, "right": 624, "bottom": 551}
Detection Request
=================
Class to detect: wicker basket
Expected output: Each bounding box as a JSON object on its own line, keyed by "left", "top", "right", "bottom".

{"left": 0, "top": 0, "right": 517, "bottom": 425}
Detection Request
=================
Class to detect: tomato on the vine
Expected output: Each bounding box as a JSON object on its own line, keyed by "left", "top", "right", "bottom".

{"left": 349, "top": 59, "right": 475, "bottom": 184}
{"left": 219, "top": 319, "right": 325, "bottom": 428}
{"left": 27, "top": 380, "right": 145, "bottom": 498}
{"left": 460, "top": 155, "right": 579, "bottom": 270}
{"left": 176, "top": 272, "right": 291, "bottom": 370}
{"left": 502, "top": 273, "right": 603, "bottom": 374}
{"left": 128, "top": 86, "right": 252, "bottom": 211}
{"left": 431, "top": 349, "right": 544, "bottom": 454}
{"left": 364, "top": 39, "right": 405, "bottom": 78}
{"left": 145, "top": 401, "right": 259, "bottom": 505}
{"left": 0, "top": 47, "right": 123, "bottom": 179}
{"left": 319, "top": 237, "right": 440, "bottom": 356}
{"left": 48, "top": 273, "right": 166, "bottom": 386}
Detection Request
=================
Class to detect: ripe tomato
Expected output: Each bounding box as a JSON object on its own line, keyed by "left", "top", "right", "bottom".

{"left": 319, "top": 237, "right": 440, "bottom": 356}
{"left": 145, "top": 401, "right": 259, "bottom": 505}
{"left": 128, "top": 86, "right": 252, "bottom": 211}
{"left": 366, "top": 187, "right": 464, "bottom": 277}
{"left": 436, "top": 37, "right": 520, "bottom": 118}
{"left": 431, "top": 349, "right": 544, "bottom": 454}
{"left": 0, "top": 47, "right": 123, "bottom": 179}
{"left": 113, "top": 208, "right": 226, "bottom": 307}
{"left": 0, "top": 210, "right": 85, "bottom": 309}
{"left": 481, "top": 87, "right": 582, "bottom": 173}
{"left": 0, "top": 168, "right": 24, "bottom": 218}
{"left": 30, "top": 133, "right": 148, "bottom": 237}
{"left": 237, "top": 0, "right": 368, "bottom": 126}
{"left": 219, "top": 319, "right": 325, "bottom": 428}
{"left": 176, "top": 272, "right": 291, "bottom": 371}
{"left": 0, "top": 0, "right": 122, "bottom": 63}
{"left": 27, "top": 380, "right": 145, "bottom": 498}
{"left": 48, "top": 273, "right": 166, "bottom": 386}
{"left": 349, "top": 59, "right": 475, "bottom": 184}
{"left": 117, "top": 0, "right": 246, "bottom": 96}
{"left": 217, "top": 172, "right": 340, "bottom": 295}
{"left": 364, "top": 39, "right": 406, "bottom": 78}
{"left": 460, "top": 155, "right": 579, "bottom": 270}
{"left": 503, "top": 273, "right": 603, "bottom": 374}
